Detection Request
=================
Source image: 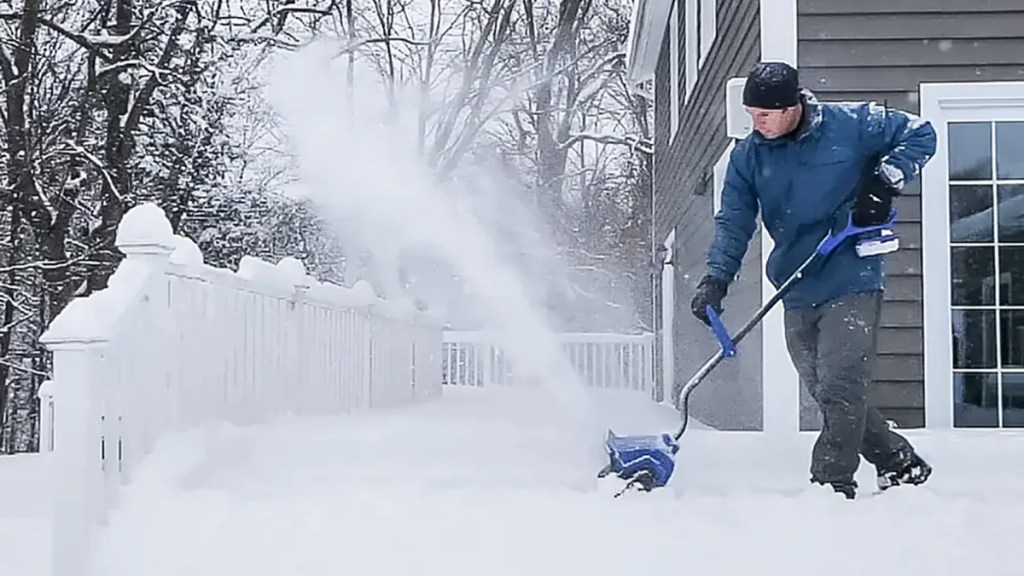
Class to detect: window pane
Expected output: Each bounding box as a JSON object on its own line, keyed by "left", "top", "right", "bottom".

{"left": 949, "top": 122, "right": 992, "bottom": 181}
{"left": 997, "top": 184, "right": 1024, "bottom": 242}
{"left": 951, "top": 246, "right": 995, "bottom": 305}
{"left": 1000, "top": 310, "right": 1024, "bottom": 367}
{"left": 949, "top": 184, "right": 993, "bottom": 242}
{"left": 1002, "top": 373, "right": 1024, "bottom": 427}
{"left": 952, "top": 309, "right": 997, "bottom": 369}
{"left": 953, "top": 372, "right": 999, "bottom": 427}
{"left": 1000, "top": 247, "right": 1024, "bottom": 305}
{"left": 996, "top": 122, "right": 1024, "bottom": 180}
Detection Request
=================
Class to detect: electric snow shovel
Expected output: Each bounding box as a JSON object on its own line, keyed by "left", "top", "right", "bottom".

{"left": 597, "top": 208, "right": 900, "bottom": 497}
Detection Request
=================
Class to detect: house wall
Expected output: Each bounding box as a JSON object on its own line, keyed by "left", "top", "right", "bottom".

{"left": 653, "top": 0, "right": 763, "bottom": 430}
{"left": 796, "top": 0, "right": 1024, "bottom": 427}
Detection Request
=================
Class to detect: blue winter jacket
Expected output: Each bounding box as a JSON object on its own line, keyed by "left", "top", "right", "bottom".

{"left": 706, "top": 89, "right": 937, "bottom": 309}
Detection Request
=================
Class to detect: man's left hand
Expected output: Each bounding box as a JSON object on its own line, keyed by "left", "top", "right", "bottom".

{"left": 853, "top": 161, "right": 902, "bottom": 227}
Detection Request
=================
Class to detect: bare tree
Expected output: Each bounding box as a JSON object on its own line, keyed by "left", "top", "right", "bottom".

{"left": 0, "top": 0, "right": 338, "bottom": 452}
{"left": 288, "top": 0, "right": 654, "bottom": 330}
{"left": 0, "top": 0, "right": 654, "bottom": 451}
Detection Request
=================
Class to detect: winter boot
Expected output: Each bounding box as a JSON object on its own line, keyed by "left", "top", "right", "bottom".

{"left": 811, "top": 477, "right": 857, "bottom": 500}
{"left": 877, "top": 451, "right": 932, "bottom": 491}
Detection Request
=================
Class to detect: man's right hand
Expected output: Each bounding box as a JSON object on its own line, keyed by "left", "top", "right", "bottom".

{"left": 690, "top": 275, "right": 729, "bottom": 327}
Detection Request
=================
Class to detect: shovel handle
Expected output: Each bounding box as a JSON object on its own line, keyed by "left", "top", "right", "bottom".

{"left": 817, "top": 208, "right": 898, "bottom": 256}
{"left": 674, "top": 205, "right": 898, "bottom": 442}
{"left": 706, "top": 305, "right": 736, "bottom": 358}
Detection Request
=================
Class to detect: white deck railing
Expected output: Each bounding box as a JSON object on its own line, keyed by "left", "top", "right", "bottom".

{"left": 441, "top": 330, "right": 657, "bottom": 397}
{"left": 37, "top": 203, "right": 443, "bottom": 576}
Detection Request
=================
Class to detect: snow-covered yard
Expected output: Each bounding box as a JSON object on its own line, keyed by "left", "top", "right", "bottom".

{"left": 65, "top": 385, "right": 1019, "bottom": 576}
{"left": 0, "top": 453, "right": 53, "bottom": 576}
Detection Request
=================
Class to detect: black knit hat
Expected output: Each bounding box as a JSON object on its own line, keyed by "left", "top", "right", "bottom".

{"left": 742, "top": 62, "right": 800, "bottom": 109}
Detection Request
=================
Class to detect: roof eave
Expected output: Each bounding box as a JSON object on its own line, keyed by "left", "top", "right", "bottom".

{"left": 624, "top": 0, "right": 673, "bottom": 95}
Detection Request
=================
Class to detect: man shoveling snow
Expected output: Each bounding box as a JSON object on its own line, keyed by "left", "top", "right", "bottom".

{"left": 690, "top": 62, "right": 936, "bottom": 499}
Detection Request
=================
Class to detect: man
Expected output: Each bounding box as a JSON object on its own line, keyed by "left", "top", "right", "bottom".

{"left": 690, "top": 62, "right": 936, "bottom": 499}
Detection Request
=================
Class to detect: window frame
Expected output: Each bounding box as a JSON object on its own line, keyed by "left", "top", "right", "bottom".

{"left": 920, "top": 81, "right": 1024, "bottom": 429}
{"left": 698, "top": 0, "right": 716, "bottom": 68}
{"left": 669, "top": 0, "right": 680, "bottom": 138}
{"left": 683, "top": 0, "right": 697, "bottom": 101}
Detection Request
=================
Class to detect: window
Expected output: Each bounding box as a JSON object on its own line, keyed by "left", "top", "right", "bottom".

{"left": 669, "top": 1, "right": 679, "bottom": 136}
{"left": 947, "top": 120, "right": 1024, "bottom": 428}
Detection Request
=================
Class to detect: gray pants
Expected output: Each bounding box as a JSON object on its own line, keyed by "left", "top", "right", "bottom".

{"left": 783, "top": 291, "right": 911, "bottom": 485}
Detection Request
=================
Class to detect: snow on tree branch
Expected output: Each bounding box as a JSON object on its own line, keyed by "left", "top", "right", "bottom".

{"left": 558, "top": 132, "right": 652, "bottom": 155}
{"left": 95, "top": 59, "right": 188, "bottom": 83}
{"left": 332, "top": 35, "right": 433, "bottom": 55}
{"left": 249, "top": 6, "right": 334, "bottom": 33}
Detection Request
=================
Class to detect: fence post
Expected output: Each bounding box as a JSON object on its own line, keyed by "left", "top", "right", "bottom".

{"left": 278, "top": 257, "right": 310, "bottom": 415}
{"left": 37, "top": 379, "right": 54, "bottom": 453}
{"left": 645, "top": 333, "right": 662, "bottom": 402}
{"left": 116, "top": 211, "right": 175, "bottom": 480}
{"left": 39, "top": 202, "right": 176, "bottom": 576}
{"left": 36, "top": 343, "right": 106, "bottom": 576}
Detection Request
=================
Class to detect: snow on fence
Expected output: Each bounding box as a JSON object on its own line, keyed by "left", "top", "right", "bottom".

{"left": 36, "top": 203, "right": 444, "bottom": 576}
{"left": 441, "top": 331, "right": 657, "bottom": 398}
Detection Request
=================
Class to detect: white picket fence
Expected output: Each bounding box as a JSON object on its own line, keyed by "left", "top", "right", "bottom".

{"left": 441, "top": 330, "right": 657, "bottom": 398}
{"left": 37, "top": 203, "right": 443, "bottom": 576}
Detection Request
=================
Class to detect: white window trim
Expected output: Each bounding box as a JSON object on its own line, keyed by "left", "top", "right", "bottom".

{"left": 920, "top": 80, "right": 1024, "bottom": 430}
{"left": 669, "top": 1, "right": 680, "bottom": 137}
{"left": 661, "top": 228, "right": 676, "bottom": 403}
{"left": 712, "top": 140, "right": 733, "bottom": 215}
{"left": 758, "top": 0, "right": 797, "bottom": 434}
{"left": 683, "top": 0, "right": 697, "bottom": 101}
{"left": 698, "top": 0, "right": 716, "bottom": 68}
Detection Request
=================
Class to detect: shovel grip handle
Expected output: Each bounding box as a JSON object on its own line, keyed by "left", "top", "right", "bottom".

{"left": 706, "top": 305, "right": 737, "bottom": 358}
{"left": 817, "top": 208, "right": 898, "bottom": 256}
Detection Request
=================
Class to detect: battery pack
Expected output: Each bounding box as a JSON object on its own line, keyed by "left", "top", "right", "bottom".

{"left": 856, "top": 228, "right": 899, "bottom": 257}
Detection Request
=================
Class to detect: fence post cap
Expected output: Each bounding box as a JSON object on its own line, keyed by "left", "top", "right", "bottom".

{"left": 169, "top": 235, "right": 204, "bottom": 268}
{"left": 116, "top": 202, "right": 175, "bottom": 255}
{"left": 351, "top": 279, "right": 376, "bottom": 303}
{"left": 39, "top": 295, "right": 114, "bottom": 347}
{"left": 37, "top": 379, "right": 54, "bottom": 398}
{"left": 277, "top": 256, "right": 311, "bottom": 290}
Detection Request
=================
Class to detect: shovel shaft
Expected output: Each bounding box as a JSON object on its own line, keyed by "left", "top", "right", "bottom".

{"left": 671, "top": 245, "right": 822, "bottom": 441}
{"left": 671, "top": 207, "right": 899, "bottom": 442}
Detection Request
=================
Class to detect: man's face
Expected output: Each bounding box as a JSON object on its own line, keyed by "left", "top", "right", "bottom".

{"left": 746, "top": 105, "right": 802, "bottom": 139}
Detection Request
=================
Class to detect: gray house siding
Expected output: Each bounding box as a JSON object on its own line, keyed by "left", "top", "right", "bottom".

{"left": 653, "top": 0, "right": 763, "bottom": 430}
{"left": 650, "top": 17, "right": 670, "bottom": 403}
{"left": 796, "top": 0, "right": 1024, "bottom": 427}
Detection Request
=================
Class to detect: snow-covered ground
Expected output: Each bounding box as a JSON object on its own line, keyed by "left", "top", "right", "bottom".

{"left": 77, "top": 385, "right": 1019, "bottom": 576}
{"left": 0, "top": 453, "right": 53, "bottom": 576}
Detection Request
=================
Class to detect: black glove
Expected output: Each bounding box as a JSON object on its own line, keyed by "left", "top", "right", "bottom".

{"left": 690, "top": 275, "right": 728, "bottom": 327}
{"left": 853, "top": 162, "right": 902, "bottom": 227}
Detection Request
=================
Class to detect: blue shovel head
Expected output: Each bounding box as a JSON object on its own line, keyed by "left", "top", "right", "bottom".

{"left": 602, "top": 429, "right": 680, "bottom": 490}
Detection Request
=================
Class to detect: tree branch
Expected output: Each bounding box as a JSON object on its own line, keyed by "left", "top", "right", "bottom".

{"left": 558, "top": 131, "right": 653, "bottom": 155}
{"left": 250, "top": 6, "right": 333, "bottom": 33}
